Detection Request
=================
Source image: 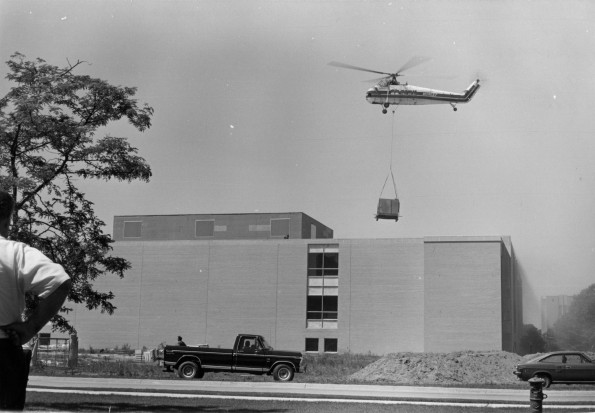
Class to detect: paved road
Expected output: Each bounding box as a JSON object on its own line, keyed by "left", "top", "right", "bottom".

{"left": 28, "top": 376, "right": 595, "bottom": 405}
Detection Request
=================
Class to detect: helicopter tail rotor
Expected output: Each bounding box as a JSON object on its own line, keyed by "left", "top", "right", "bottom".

{"left": 473, "top": 71, "right": 488, "bottom": 84}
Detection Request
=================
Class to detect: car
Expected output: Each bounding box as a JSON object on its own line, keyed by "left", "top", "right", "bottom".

{"left": 514, "top": 351, "right": 595, "bottom": 388}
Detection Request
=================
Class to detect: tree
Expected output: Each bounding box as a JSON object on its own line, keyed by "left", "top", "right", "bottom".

{"left": 519, "top": 324, "right": 546, "bottom": 355}
{"left": 551, "top": 284, "right": 595, "bottom": 351}
{"left": 0, "top": 53, "right": 154, "bottom": 333}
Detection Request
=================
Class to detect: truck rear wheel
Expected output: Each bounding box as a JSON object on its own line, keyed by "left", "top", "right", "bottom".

{"left": 177, "top": 361, "right": 200, "bottom": 379}
{"left": 272, "top": 364, "right": 294, "bottom": 382}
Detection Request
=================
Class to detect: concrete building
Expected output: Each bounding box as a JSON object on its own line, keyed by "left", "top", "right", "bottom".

{"left": 541, "top": 295, "right": 573, "bottom": 333}
{"left": 66, "top": 213, "right": 522, "bottom": 355}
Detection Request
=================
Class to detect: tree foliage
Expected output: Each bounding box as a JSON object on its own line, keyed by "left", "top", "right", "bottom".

{"left": 519, "top": 324, "right": 546, "bottom": 355}
{"left": 0, "top": 53, "right": 153, "bottom": 333}
{"left": 551, "top": 284, "right": 595, "bottom": 351}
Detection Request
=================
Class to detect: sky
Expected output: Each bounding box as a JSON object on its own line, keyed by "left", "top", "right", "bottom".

{"left": 1, "top": 0, "right": 594, "bottom": 327}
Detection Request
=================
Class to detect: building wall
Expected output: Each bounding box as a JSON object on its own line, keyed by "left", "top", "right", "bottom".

{"left": 499, "top": 237, "right": 522, "bottom": 353}
{"left": 344, "top": 239, "right": 425, "bottom": 354}
{"left": 65, "top": 236, "right": 517, "bottom": 354}
{"left": 137, "top": 242, "right": 210, "bottom": 347}
{"left": 68, "top": 243, "right": 143, "bottom": 348}
{"left": 300, "top": 214, "right": 334, "bottom": 239}
{"left": 205, "top": 242, "right": 280, "bottom": 347}
{"left": 276, "top": 243, "right": 310, "bottom": 349}
{"left": 423, "top": 238, "right": 503, "bottom": 352}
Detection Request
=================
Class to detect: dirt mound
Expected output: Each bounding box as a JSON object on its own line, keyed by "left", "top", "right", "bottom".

{"left": 349, "top": 351, "right": 529, "bottom": 385}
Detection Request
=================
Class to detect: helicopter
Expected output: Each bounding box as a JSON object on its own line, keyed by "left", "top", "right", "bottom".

{"left": 329, "top": 57, "right": 480, "bottom": 114}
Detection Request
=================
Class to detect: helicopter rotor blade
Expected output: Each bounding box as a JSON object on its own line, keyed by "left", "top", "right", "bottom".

{"left": 328, "top": 61, "right": 391, "bottom": 76}
{"left": 363, "top": 76, "right": 391, "bottom": 83}
{"left": 363, "top": 73, "right": 456, "bottom": 84}
{"left": 395, "top": 56, "right": 432, "bottom": 75}
{"left": 398, "top": 73, "right": 457, "bottom": 79}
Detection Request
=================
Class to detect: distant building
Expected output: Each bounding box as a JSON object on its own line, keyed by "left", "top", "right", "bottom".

{"left": 541, "top": 295, "right": 573, "bottom": 333}
{"left": 65, "top": 213, "right": 522, "bottom": 355}
{"left": 113, "top": 212, "right": 333, "bottom": 241}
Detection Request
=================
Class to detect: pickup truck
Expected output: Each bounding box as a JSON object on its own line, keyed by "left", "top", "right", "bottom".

{"left": 156, "top": 334, "right": 303, "bottom": 382}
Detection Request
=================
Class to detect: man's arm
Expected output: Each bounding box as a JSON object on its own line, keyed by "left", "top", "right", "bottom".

{"left": 1, "top": 280, "right": 72, "bottom": 345}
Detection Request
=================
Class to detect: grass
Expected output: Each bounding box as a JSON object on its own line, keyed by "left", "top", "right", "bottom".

{"left": 29, "top": 352, "right": 382, "bottom": 383}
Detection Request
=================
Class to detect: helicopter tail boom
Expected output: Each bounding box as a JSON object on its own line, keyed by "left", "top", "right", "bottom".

{"left": 454, "top": 79, "right": 481, "bottom": 103}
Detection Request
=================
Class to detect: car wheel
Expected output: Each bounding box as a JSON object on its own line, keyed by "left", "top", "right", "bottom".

{"left": 273, "top": 364, "right": 294, "bottom": 382}
{"left": 177, "top": 361, "right": 199, "bottom": 379}
{"left": 534, "top": 374, "right": 552, "bottom": 388}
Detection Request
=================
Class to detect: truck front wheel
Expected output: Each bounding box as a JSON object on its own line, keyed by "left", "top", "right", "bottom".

{"left": 272, "top": 364, "right": 294, "bottom": 382}
{"left": 177, "top": 361, "right": 200, "bottom": 379}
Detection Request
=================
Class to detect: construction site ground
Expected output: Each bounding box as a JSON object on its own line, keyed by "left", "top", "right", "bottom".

{"left": 349, "top": 351, "right": 595, "bottom": 386}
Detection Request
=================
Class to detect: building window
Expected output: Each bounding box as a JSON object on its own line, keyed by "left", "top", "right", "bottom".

{"left": 123, "top": 221, "right": 142, "bottom": 238}
{"left": 195, "top": 220, "right": 215, "bottom": 237}
{"left": 38, "top": 333, "right": 51, "bottom": 346}
{"left": 307, "top": 244, "right": 338, "bottom": 329}
{"left": 271, "top": 218, "right": 290, "bottom": 238}
{"left": 307, "top": 245, "right": 338, "bottom": 276}
{"left": 324, "top": 338, "right": 338, "bottom": 353}
{"left": 311, "top": 224, "right": 317, "bottom": 239}
{"left": 305, "top": 338, "right": 319, "bottom": 352}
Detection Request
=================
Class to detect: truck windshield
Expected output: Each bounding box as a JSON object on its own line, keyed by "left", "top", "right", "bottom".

{"left": 261, "top": 338, "right": 273, "bottom": 350}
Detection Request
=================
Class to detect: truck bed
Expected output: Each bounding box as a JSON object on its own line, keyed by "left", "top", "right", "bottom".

{"left": 166, "top": 345, "right": 235, "bottom": 370}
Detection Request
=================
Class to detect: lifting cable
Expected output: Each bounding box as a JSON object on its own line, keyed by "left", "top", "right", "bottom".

{"left": 379, "top": 108, "right": 398, "bottom": 199}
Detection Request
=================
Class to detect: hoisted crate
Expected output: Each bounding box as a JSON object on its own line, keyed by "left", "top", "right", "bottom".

{"left": 376, "top": 198, "right": 400, "bottom": 221}
{"left": 376, "top": 165, "right": 400, "bottom": 222}
{"left": 376, "top": 111, "right": 401, "bottom": 222}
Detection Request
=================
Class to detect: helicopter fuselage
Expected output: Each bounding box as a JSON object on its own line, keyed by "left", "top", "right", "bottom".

{"left": 366, "top": 79, "right": 480, "bottom": 112}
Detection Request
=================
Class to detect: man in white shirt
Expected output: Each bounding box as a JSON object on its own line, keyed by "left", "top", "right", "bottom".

{"left": 0, "top": 191, "right": 71, "bottom": 411}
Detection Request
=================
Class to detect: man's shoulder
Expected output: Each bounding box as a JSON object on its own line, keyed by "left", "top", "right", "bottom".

{"left": 0, "top": 238, "right": 27, "bottom": 265}
{"left": 0, "top": 237, "right": 24, "bottom": 248}
{"left": 0, "top": 238, "right": 45, "bottom": 259}
{"left": 0, "top": 237, "right": 31, "bottom": 249}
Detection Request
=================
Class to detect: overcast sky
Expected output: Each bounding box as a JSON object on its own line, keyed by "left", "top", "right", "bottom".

{"left": 1, "top": 0, "right": 594, "bottom": 326}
